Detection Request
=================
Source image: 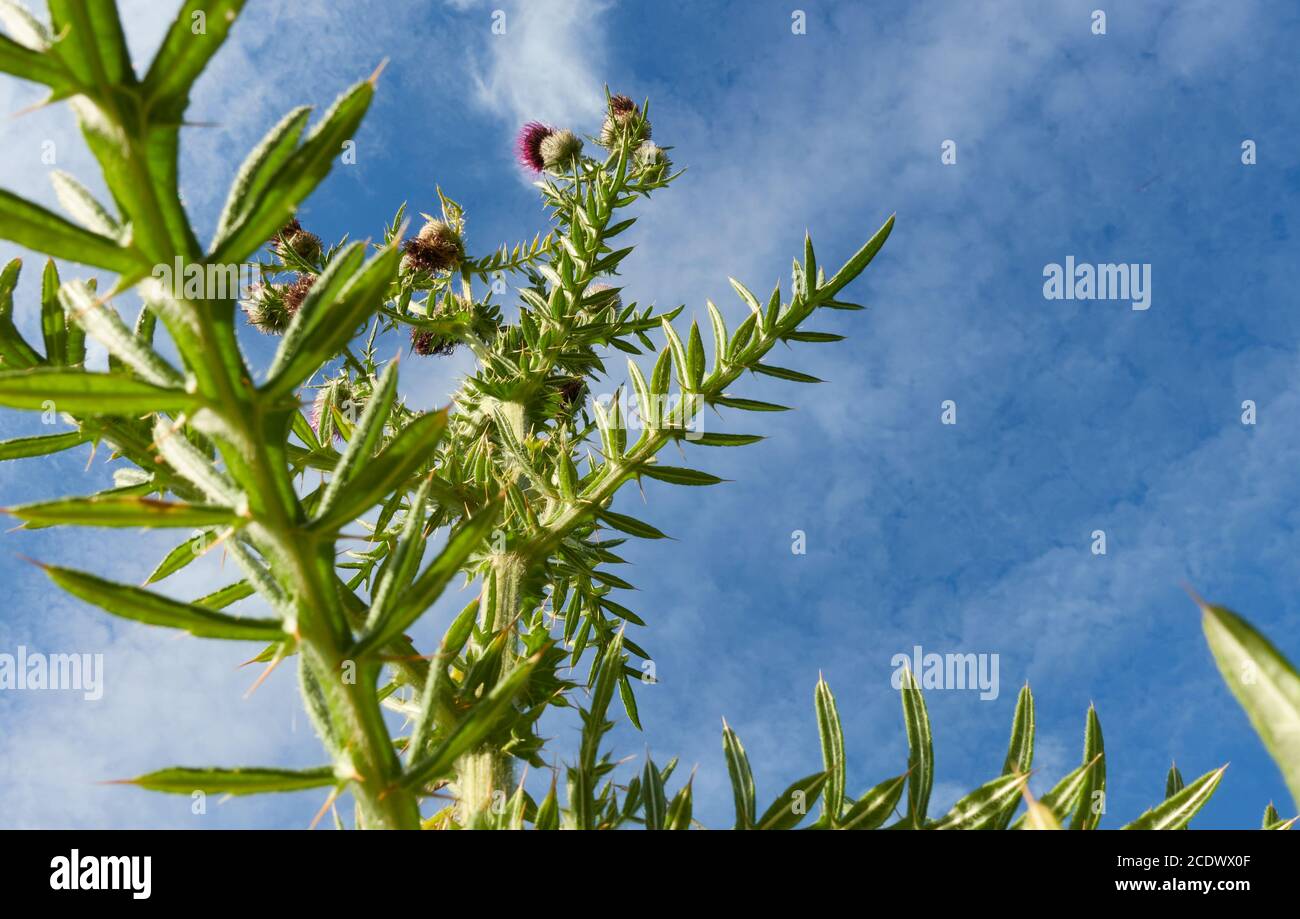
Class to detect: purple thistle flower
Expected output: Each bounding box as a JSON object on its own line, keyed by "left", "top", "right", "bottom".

{"left": 516, "top": 121, "right": 554, "bottom": 172}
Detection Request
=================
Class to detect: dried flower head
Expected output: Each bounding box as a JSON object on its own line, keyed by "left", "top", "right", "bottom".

{"left": 558, "top": 376, "right": 587, "bottom": 408}
{"left": 282, "top": 273, "right": 316, "bottom": 314}
{"left": 403, "top": 219, "right": 464, "bottom": 274}
{"left": 410, "top": 325, "right": 458, "bottom": 357}
{"left": 600, "top": 93, "right": 650, "bottom": 148}
{"left": 273, "top": 217, "right": 322, "bottom": 263}
{"left": 540, "top": 129, "right": 583, "bottom": 172}
{"left": 241, "top": 282, "right": 292, "bottom": 334}
{"left": 516, "top": 121, "right": 555, "bottom": 172}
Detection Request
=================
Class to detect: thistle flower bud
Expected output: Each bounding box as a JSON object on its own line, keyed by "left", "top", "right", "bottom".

{"left": 273, "top": 217, "right": 322, "bottom": 263}
{"left": 516, "top": 121, "right": 555, "bottom": 173}
{"left": 403, "top": 219, "right": 464, "bottom": 274}
{"left": 634, "top": 141, "right": 671, "bottom": 181}
{"left": 599, "top": 94, "right": 651, "bottom": 148}
{"left": 540, "top": 129, "right": 583, "bottom": 172}
{"left": 241, "top": 282, "right": 292, "bottom": 334}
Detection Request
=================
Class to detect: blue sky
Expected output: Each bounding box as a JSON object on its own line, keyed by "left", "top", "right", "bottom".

{"left": 1, "top": 0, "right": 1298, "bottom": 829}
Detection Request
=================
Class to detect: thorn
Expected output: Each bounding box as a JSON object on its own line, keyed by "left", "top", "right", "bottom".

{"left": 243, "top": 649, "right": 285, "bottom": 698}
{"left": 309, "top": 786, "right": 342, "bottom": 830}
{"left": 368, "top": 58, "right": 390, "bottom": 86}
{"left": 15, "top": 553, "right": 48, "bottom": 571}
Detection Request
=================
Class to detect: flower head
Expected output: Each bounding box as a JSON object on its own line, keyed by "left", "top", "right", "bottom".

{"left": 516, "top": 121, "right": 555, "bottom": 172}
{"left": 241, "top": 282, "right": 292, "bottom": 334}
{"left": 273, "top": 217, "right": 322, "bottom": 263}
{"left": 403, "top": 219, "right": 464, "bottom": 274}
{"left": 540, "top": 129, "right": 583, "bottom": 172}
{"left": 599, "top": 93, "right": 650, "bottom": 148}
{"left": 282, "top": 273, "right": 316, "bottom": 314}
{"left": 634, "top": 141, "right": 671, "bottom": 181}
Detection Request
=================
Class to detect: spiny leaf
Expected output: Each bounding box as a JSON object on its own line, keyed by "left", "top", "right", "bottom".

{"left": 993, "top": 683, "right": 1035, "bottom": 829}
{"left": 312, "top": 408, "right": 447, "bottom": 532}
{"left": 1069, "top": 704, "right": 1106, "bottom": 830}
{"left": 1122, "top": 766, "right": 1227, "bottom": 830}
{"left": 900, "top": 666, "right": 933, "bottom": 827}
{"left": 841, "top": 773, "right": 908, "bottom": 830}
{"left": 756, "top": 772, "right": 826, "bottom": 830}
{"left": 815, "top": 676, "right": 846, "bottom": 825}
{"left": 931, "top": 773, "right": 1029, "bottom": 830}
{"left": 0, "top": 430, "right": 88, "bottom": 461}
{"left": 5, "top": 495, "right": 240, "bottom": 529}
{"left": 721, "top": 719, "right": 756, "bottom": 830}
{"left": 0, "top": 367, "right": 198, "bottom": 415}
{"left": 122, "top": 765, "right": 336, "bottom": 796}
{"left": 43, "top": 564, "right": 285, "bottom": 641}
{"left": 1201, "top": 600, "right": 1300, "bottom": 811}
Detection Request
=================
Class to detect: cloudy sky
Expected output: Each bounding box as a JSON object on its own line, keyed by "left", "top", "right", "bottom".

{"left": 1, "top": 0, "right": 1298, "bottom": 829}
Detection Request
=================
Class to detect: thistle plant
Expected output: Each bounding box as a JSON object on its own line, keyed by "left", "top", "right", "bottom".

{"left": 2, "top": 2, "right": 1297, "bottom": 832}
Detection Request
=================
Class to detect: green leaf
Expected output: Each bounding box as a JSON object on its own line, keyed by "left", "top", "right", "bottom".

{"left": 820, "top": 213, "right": 895, "bottom": 299}
{"left": 930, "top": 773, "right": 1029, "bottom": 830}
{"left": 597, "top": 508, "right": 668, "bottom": 540}
{"left": 47, "top": 1, "right": 132, "bottom": 89}
{"left": 6, "top": 495, "right": 238, "bottom": 529}
{"left": 312, "top": 408, "right": 447, "bottom": 532}
{"left": 1166, "top": 763, "right": 1185, "bottom": 799}
{"left": 265, "top": 241, "right": 400, "bottom": 398}
{"left": 145, "top": 531, "right": 215, "bottom": 585}
{"left": 354, "top": 500, "right": 500, "bottom": 656}
{"left": 638, "top": 465, "right": 723, "bottom": 486}
{"left": 684, "top": 431, "right": 763, "bottom": 447}
{"left": 0, "top": 190, "right": 143, "bottom": 274}
{"left": 59, "top": 281, "right": 183, "bottom": 386}
{"left": 756, "top": 772, "right": 827, "bottom": 830}
{"left": 751, "top": 363, "right": 823, "bottom": 384}
{"left": 721, "top": 719, "right": 756, "bottom": 830}
{"left": 0, "top": 258, "right": 44, "bottom": 370}
{"left": 713, "top": 395, "right": 790, "bottom": 413}
{"left": 814, "top": 676, "right": 846, "bottom": 825}
{"left": 42, "top": 564, "right": 285, "bottom": 641}
{"left": 1201, "top": 601, "right": 1300, "bottom": 811}
{"left": 784, "top": 331, "right": 845, "bottom": 344}
{"left": 50, "top": 170, "right": 120, "bottom": 238}
{"left": 993, "top": 683, "right": 1035, "bottom": 829}
{"left": 841, "top": 773, "right": 908, "bottom": 830}
{"left": 213, "top": 104, "right": 312, "bottom": 248}
{"left": 1122, "top": 766, "right": 1227, "bottom": 830}
{"left": 143, "top": 1, "right": 249, "bottom": 111}
{"left": 406, "top": 598, "right": 479, "bottom": 764}
{"left": 317, "top": 361, "right": 398, "bottom": 516}
{"left": 0, "top": 31, "right": 70, "bottom": 88}
{"left": 900, "top": 666, "right": 933, "bottom": 827}
{"left": 403, "top": 652, "right": 541, "bottom": 791}
{"left": 0, "top": 429, "right": 88, "bottom": 461}
{"left": 123, "top": 765, "right": 336, "bottom": 796}
{"left": 1010, "top": 755, "right": 1102, "bottom": 830}
{"left": 361, "top": 475, "right": 432, "bottom": 648}
{"left": 0, "top": 366, "right": 198, "bottom": 414}
{"left": 39, "top": 258, "right": 65, "bottom": 365}
{"left": 535, "top": 779, "right": 560, "bottom": 830}
{"left": 642, "top": 756, "right": 667, "bottom": 830}
{"left": 210, "top": 77, "right": 375, "bottom": 264}
{"left": 665, "top": 779, "right": 694, "bottom": 830}
{"left": 193, "top": 580, "right": 254, "bottom": 610}
{"left": 1069, "top": 704, "right": 1106, "bottom": 830}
